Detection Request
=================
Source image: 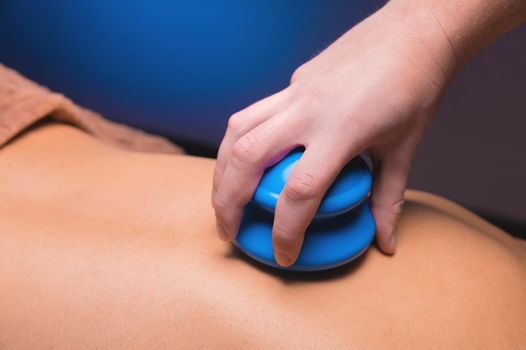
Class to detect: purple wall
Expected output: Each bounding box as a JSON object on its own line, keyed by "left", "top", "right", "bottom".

{"left": 409, "top": 23, "right": 526, "bottom": 222}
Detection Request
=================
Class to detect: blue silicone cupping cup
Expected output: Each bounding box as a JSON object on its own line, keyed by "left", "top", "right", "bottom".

{"left": 234, "top": 149, "right": 376, "bottom": 271}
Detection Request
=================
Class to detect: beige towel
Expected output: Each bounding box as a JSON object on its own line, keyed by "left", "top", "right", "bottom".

{"left": 0, "top": 64, "right": 183, "bottom": 154}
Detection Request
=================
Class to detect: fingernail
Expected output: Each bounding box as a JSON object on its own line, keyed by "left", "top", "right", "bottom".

{"left": 216, "top": 222, "right": 229, "bottom": 241}
{"left": 275, "top": 250, "right": 293, "bottom": 267}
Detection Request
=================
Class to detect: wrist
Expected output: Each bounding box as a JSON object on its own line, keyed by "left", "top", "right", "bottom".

{"left": 371, "top": 1, "right": 460, "bottom": 85}
{"left": 386, "top": 0, "right": 526, "bottom": 67}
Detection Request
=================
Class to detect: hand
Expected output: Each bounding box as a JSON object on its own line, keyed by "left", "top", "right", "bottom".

{"left": 212, "top": 1, "right": 459, "bottom": 266}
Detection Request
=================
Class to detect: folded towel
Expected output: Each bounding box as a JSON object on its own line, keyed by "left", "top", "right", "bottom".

{"left": 0, "top": 64, "right": 183, "bottom": 154}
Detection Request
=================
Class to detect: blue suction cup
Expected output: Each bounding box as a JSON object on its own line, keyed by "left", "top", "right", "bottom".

{"left": 234, "top": 149, "right": 376, "bottom": 271}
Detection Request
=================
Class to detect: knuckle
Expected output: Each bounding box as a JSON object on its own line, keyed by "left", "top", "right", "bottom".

{"left": 290, "top": 65, "right": 306, "bottom": 84}
{"left": 212, "top": 192, "right": 230, "bottom": 211}
{"left": 373, "top": 197, "right": 405, "bottom": 218}
{"left": 227, "top": 112, "right": 245, "bottom": 136}
{"left": 232, "top": 132, "right": 260, "bottom": 164}
{"left": 284, "top": 172, "right": 321, "bottom": 202}
{"left": 392, "top": 198, "right": 406, "bottom": 216}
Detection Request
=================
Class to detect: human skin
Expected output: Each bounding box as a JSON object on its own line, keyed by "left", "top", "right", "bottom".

{"left": 212, "top": 0, "right": 526, "bottom": 266}
{"left": 1, "top": 123, "right": 525, "bottom": 349}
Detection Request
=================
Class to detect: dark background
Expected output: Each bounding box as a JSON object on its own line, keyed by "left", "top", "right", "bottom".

{"left": 0, "top": 1, "right": 524, "bottom": 236}
{"left": 409, "top": 23, "right": 526, "bottom": 235}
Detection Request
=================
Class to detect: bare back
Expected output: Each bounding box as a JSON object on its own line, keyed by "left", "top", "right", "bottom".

{"left": 0, "top": 123, "right": 525, "bottom": 349}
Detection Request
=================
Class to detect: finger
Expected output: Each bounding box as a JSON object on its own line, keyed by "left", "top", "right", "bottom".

{"left": 272, "top": 140, "right": 360, "bottom": 267}
{"left": 370, "top": 150, "right": 412, "bottom": 255}
{"left": 213, "top": 113, "right": 302, "bottom": 241}
{"left": 213, "top": 89, "right": 291, "bottom": 199}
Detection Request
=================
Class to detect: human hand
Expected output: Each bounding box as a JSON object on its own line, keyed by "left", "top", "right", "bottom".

{"left": 212, "top": 1, "right": 459, "bottom": 266}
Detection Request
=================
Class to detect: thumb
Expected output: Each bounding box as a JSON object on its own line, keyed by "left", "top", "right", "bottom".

{"left": 370, "top": 150, "right": 412, "bottom": 254}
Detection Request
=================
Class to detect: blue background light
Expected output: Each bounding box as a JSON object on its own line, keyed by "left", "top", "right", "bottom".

{"left": 0, "top": 0, "right": 381, "bottom": 147}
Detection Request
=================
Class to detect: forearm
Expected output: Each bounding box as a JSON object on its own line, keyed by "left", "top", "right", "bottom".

{"left": 388, "top": 0, "right": 526, "bottom": 66}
